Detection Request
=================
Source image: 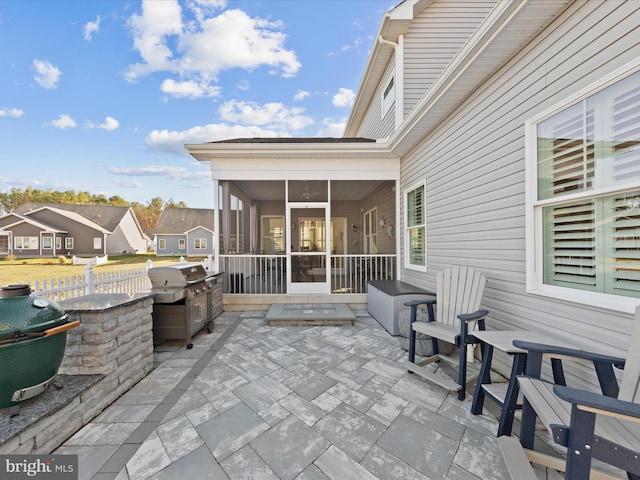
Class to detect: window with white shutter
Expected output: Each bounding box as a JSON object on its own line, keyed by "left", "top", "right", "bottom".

{"left": 530, "top": 66, "right": 640, "bottom": 303}
{"left": 405, "top": 181, "right": 426, "bottom": 270}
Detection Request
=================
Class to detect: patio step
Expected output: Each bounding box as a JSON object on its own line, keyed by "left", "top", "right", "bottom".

{"left": 266, "top": 303, "right": 355, "bottom": 326}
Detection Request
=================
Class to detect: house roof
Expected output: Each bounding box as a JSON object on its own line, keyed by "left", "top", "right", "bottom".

{"left": 13, "top": 204, "right": 111, "bottom": 234}
{"left": 344, "top": 0, "right": 572, "bottom": 145}
{"left": 0, "top": 213, "right": 66, "bottom": 233}
{"left": 154, "top": 207, "right": 215, "bottom": 235}
{"left": 14, "top": 203, "right": 132, "bottom": 231}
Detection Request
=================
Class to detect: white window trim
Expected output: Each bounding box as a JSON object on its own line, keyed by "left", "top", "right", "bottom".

{"left": 382, "top": 75, "right": 395, "bottom": 118}
{"left": 179, "top": 239, "right": 186, "bottom": 250}
{"left": 194, "top": 238, "right": 207, "bottom": 249}
{"left": 65, "top": 237, "right": 74, "bottom": 250}
{"left": 525, "top": 58, "right": 640, "bottom": 314}
{"left": 404, "top": 180, "right": 427, "bottom": 272}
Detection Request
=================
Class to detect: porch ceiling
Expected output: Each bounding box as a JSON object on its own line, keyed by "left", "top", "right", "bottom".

{"left": 233, "top": 180, "right": 389, "bottom": 202}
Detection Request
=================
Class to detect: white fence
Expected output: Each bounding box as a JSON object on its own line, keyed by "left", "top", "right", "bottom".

{"left": 28, "top": 256, "right": 215, "bottom": 303}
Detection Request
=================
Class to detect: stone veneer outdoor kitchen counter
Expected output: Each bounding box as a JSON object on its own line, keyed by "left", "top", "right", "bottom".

{"left": 0, "top": 292, "right": 154, "bottom": 454}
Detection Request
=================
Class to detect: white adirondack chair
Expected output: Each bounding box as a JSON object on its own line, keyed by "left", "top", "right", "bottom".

{"left": 406, "top": 266, "right": 488, "bottom": 400}
{"left": 509, "top": 305, "right": 640, "bottom": 480}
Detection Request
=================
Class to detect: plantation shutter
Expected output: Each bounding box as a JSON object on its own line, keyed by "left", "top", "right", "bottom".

{"left": 407, "top": 185, "right": 425, "bottom": 266}
{"left": 611, "top": 82, "right": 640, "bottom": 184}
{"left": 606, "top": 193, "right": 640, "bottom": 299}
{"left": 544, "top": 200, "right": 597, "bottom": 290}
{"left": 537, "top": 103, "right": 595, "bottom": 200}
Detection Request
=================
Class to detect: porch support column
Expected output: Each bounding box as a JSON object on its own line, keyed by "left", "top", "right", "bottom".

{"left": 221, "top": 181, "right": 231, "bottom": 254}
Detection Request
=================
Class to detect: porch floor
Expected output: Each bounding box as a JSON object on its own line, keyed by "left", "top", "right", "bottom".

{"left": 266, "top": 303, "right": 356, "bottom": 326}
{"left": 52, "top": 307, "right": 627, "bottom": 480}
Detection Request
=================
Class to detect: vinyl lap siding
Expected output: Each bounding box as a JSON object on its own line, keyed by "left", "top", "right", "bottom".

{"left": 399, "top": 0, "right": 640, "bottom": 387}
{"left": 404, "top": 1, "right": 496, "bottom": 115}
{"left": 357, "top": 58, "right": 396, "bottom": 139}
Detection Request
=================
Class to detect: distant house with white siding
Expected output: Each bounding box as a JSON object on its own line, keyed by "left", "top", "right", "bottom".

{"left": 186, "top": 0, "right": 640, "bottom": 390}
{"left": 153, "top": 207, "right": 215, "bottom": 257}
{"left": 1, "top": 203, "right": 149, "bottom": 257}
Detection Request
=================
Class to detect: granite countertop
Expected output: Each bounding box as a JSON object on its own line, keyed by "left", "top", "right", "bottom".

{"left": 59, "top": 292, "right": 153, "bottom": 312}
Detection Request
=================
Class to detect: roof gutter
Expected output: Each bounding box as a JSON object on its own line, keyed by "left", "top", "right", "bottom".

{"left": 378, "top": 35, "right": 404, "bottom": 131}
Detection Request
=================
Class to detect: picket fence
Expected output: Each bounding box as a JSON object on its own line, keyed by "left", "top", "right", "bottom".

{"left": 28, "top": 256, "right": 214, "bottom": 303}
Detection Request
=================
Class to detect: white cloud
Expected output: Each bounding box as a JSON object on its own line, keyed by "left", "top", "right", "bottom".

{"left": 97, "top": 116, "right": 119, "bottom": 131}
{"left": 33, "top": 59, "right": 62, "bottom": 89}
{"left": 316, "top": 119, "right": 346, "bottom": 137}
{"left": 160, "top": 78, "right": 221, "bottom": 98}
{"left": 125, "top": 0, "right": 184, "bottom": 80}
{"left": 115, "top": 179, "right": 143, "bottom": 188}
{"left": 332, "top": 88, "right": 355, "bottom": 108}
{"left": 294, "top": 90, "right": 310, "bottom": 101}
{"left": 145, "top": 123, "right": 284, "bottom": 156}
{"left": 124, "top": 2, "right": 300, "bottom": 92}
{"left": 49, "top": 114, "right": 76, "bottom": 129}
{"left": 219, "top": 100, "right": 313, "bottom": 130}
{"left": 0, "top": 107, "right": 23, "bottom": 118}
{"left": 109, "top": 164, "right": 210, "bottom": 181}
{"left": 328, "top": 38, "right": 362, "bottom": 56}
{"left": 83, "top": 15, "right": 101, "bottom": 41}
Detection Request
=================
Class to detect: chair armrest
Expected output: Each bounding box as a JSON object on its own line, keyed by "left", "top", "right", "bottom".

{"left": 512, "top": 341, "right": 626, "bottom": 369}
{"left": 553, "top": 384, "right": 640, "bottom": 422}
{"left": 458, "top": 309, "right": 489, "bottom": 322}
{"left": 403, "top": 298, "right": 436, "bottom": 308}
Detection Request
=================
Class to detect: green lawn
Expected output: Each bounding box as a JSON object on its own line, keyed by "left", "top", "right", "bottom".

{"left": 0, "top": 254, "right": 207, "bottom": 287}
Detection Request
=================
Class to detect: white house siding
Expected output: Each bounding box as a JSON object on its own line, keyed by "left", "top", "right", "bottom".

{"left": 403, "top": 1, "right": 496, "bottom": 116}
{"left": 399, "top": 0, "right": 640, "bottom": 388}
{"left": 357, "top": 57, "right": 397, "bottom": 139}
{"left": 108, "top": 211, "right": 146, "bottom": 254}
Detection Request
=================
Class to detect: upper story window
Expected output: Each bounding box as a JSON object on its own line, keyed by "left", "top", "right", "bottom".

{"left": 382, "top": 76, "right": 395, "bottom": 117}
{"left": 527, "top": 63, "right": 640, "bottom": 310}
{"left": 405, "top": 181, "right": 426, "bottom": 271}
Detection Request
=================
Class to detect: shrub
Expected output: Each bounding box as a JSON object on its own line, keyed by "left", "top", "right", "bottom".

{"left": 6, "top": 254, "right": 16, "bottom": 264}
{"left": 58, "top": 255, "right": 67, "bottom": 264}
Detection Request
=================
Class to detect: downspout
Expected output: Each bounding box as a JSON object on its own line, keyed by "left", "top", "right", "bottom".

{"left": 378, "top": 34, "right": 404, "bottom": 129}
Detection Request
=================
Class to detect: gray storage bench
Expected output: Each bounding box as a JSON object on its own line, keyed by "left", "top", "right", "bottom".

{"left": 367, "top": 279, "right": 435, "bottom": 336}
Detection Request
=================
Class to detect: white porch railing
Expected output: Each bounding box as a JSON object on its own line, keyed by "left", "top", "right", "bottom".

{"left": 29, "top": 264, "right": 152, "bottom": 303}
{"left": 27, "top": 256, "right": 216, "bottom": 303}
{"left": 220, "top": 254, "right": 396, "bottom": 295}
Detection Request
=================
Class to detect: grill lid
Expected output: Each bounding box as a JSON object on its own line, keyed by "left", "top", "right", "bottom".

{"left": 148, "top": 263, "right": 208, "bottom": 288}
{"left": 0, "top": 285, "right": 68, "bottom": 338}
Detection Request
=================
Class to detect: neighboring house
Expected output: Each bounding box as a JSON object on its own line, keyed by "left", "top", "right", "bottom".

{"left": 186, "top": 0, "right": 640, "bottom": 392}
{"left": 0, "top": 203, "right": 149, "bottom": 257}
{"left": 154, "top": 207, "right": 215, "bottom": 257}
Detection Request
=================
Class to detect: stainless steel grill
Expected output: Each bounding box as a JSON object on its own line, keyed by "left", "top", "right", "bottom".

{"left": 148, "top": 263, "right": 215, "bottom": 349}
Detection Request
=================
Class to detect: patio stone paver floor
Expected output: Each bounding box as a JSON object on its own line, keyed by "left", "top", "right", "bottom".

{"left": 54, "top": 308, "right": 578, "bottom": 480}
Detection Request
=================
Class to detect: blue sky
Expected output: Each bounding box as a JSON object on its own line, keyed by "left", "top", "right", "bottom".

{"left": 0, "top": 0, "right": 394, "bottom": 209}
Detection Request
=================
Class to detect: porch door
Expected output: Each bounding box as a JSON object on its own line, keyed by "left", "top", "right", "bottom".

{"left": 288, "top": 205, "right": 330, "bottom": 294}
